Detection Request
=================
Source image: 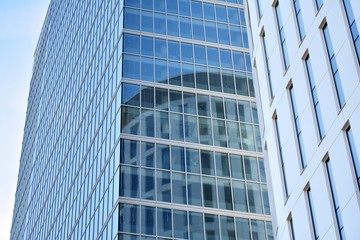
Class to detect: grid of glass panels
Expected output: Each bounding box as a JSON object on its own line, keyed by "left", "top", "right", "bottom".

{"left": 118, "top": 203, "right": 273, "bottom": 240}
{"left": 122, "top": 34, "right": 254, "bottom": 97}
{"left": 119, "top": 138, "right": 269, "bottom": 214}
{"left": 121, "top": 83, "right": 262, "bottom": 152}
{"left": 124, "top": 0, "right": 248, "bottom": 48}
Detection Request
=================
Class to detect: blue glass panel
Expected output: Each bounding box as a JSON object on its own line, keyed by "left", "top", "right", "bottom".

{"left": 233, "top": 180, "right": 248, "bottom": 212}
{"left": 167, "top": 15, "right": 179, "bottom": 37}
{"left": 247, "top": 183, "right": 262, "bottom": 214}
{"left": 195, "top": 65, "right": 208, "bottom": 90}
{"left": 179, "top": 0, "right": 191, "bottom": 16}
{"left": 170, "top": 90, "right": 183, "bottom": 113}
{"left": 157, "top": 170, "right": 171, "bottom": 202}
{"left": 236, "top": 218, "right": 251, "bottom": 240}
{"left": 172, "top": 172, "right": 187, "bottom": 204}
{"left": 121, "top": 106, "right": 140, "bottom": 135}
{"left": 251, "top": 220, "right": 266, "bottom": 240}
{"left": 124, "top": 34, "right": 140, "bottom": 54}
{"left": 120, "top": 166, "right": 139, "bottom": 198}
{"left": 171, "top": 146, "right": 185, "bottom": 171}
{"left": 194, "top": 45, "right": 207, "bottom": 64}
{"left": 186, "top": 148, "right": 200, "bottom": 173}
{"left": 203, "top": 177, "right": 217, "bottom": 208}
{"left": 155, "top": 38, "right": 167, "bottom": 58}
{"left": 191, "top": 1, "right": 203, "bottom": 18}
{"left": 199, "top": 117, "right": 212, "bottom": 145}
{"left": 166, "top": 0, "right": 178, "bottom": 14}
{"left": 121, "top": 139, "right": 140, "bottom": 165}
{"left": 154, "top": 0, "right": 165, "bottom": 12}
{"left": 173, "top": 210, "right": 188, "bottom": 239}
{"left": 181, "top": 42, "right": 193, "bottom": 62}
{"left": 180, "top": 17, "right": 192, "bottom": 39}
{"left": 142, "top": 0, "right": 153, "bottom": 10}
{"left": 209, "top": 67, "right": 222, "bottom": 92}
{"left": 124, "top": 8, "right": 140, "bottom": 30}
{"left": 156, "top": 143, "right": 170, "bottom": 170}
{"left": 141, "top": 109, "right": 154, "bottom": 137}
{"left": 205, "top": 214, "right": 220, "bottom": 238}
{"left": 157, "top": 208, "right": 172, "bottom": 237}
{"left": 220, "top": 49, "right": 233, "bottom": 69}
{"left": 168, "top": 61, "right": 181, "bottom": 85}
{"left": 211, "top": 96, "right": 224, "bottom": 119}
{"left": 233, "top": 51, "right": 245, "bottom": 71}
{"left": 228, "top": 7, "right": 240, "bottom": 25}
{"left": 213, "top": 119, "right": 227, "bottom": 147}
{"left": 168, "top": 41, "right": 180, "bottom": 60}
{"left": 189, "top": 212, "right": 204, "bottom": 239}
{"left": 192, "top": 19, "right": 205, "bottom": 41}
{"left": 156, "top": 111, "right": 169, "bottom": 139}
{"left": 230, "top": 154, "right": 244, "bottom": 179}
{"left": 141, "top": 141, "right": 155, "bottom": 167}
{"left": 141, "top": 36, "right": 154, "bottom": 56}
{"left": 222, "top": 70, "right": 235, "bottom": 94}
{"left": 216, "top": 5, "right": 228, "bottom": 23}
{"left": 154, "top": 13, "right": 166, "bottom": 34}
{"left": 170, "top": 113, "right": 184, "bottom": 141}
{"left": 155, "top": 59, "right": 167, "bottom": 83}
{"left": 227, "top": 122, "right": 241, "bottom": 149}
{"left": 187, "top": 174, "right": 202, "bottom": 206}
{"left": 141, "top": 57, "right": 154, "bottom": 82}
{"left": 123, "top": 54, "right": 140, "bottom": 79}
{"left": 220, "top": 216, "right": 236, "bottom": 239}
{"left": 197, "top": 94, "right": 210, "bottom": 117}
{"left": 141, "top": 206, "right": 156, "bottom": 235}
{"left": 141, "top": 10, "right": 153, "bottom": 33}
{"left": 183, "top": 92, "right": 197, "bottom": 114}
{"left": 207, "top": 47, "right": 219, "bottom": 66}
{"left": 184, "top": 115, "right": 198, "bottom": 143}
{"left": 141, "top": 168, "right": 155, "bottom": 200}
{"left": 182, "top": 63, "right": 195, "bottom": 88}
{"left": 125, "top": 0, "right": 140, "bottom": 8}
{"left": 218, "top": 23, "right": 230, "bottom": 45}
{"left": 203, "top": 3, "right": 215, "bottom": 20}
{"left": 201, "top": 150, "right": 215, "bottom": 175}
{"left": 120, "top": 204, "right": 140, "bottom": 233}
{"left": 205, "top": 21, "right": 218, "bottom": 43}
{"left": 122, "top": 83, "right": 140, "bottom": 106}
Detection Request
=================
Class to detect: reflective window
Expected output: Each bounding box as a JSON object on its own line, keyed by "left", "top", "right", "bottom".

{"left": 120, "top": 204, "right": 140, "bottom": 233}
{"left": 205, "top": 214, "right": 220, "bottom": 239}
{"left": 157, "top": 208, "right": 172, "bottom": 237}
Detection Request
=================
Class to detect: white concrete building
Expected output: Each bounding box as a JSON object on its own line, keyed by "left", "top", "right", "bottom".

{"left": 247, "top": 0, "right": 360, "bottom": 239}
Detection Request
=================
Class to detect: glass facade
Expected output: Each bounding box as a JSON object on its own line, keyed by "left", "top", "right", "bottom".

{"left": 11, "top": 0, "right": 271, "bottom": 240}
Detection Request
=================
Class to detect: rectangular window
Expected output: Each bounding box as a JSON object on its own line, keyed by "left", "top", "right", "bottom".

{"left": 307, "top": 187, "right": 319, "bottom": 239}
{"left": 325, "top": 158, "right": 345, "bottom": 239}
{"left": 315, "top": 0, "right": 323, "bottom": 10}
{"left": 288, "top": 215, "right": 295, "bottom": 240}
{"left": 322, "top": 23, "right": 346, "bottom": 108}
{"left": 275, "top": 115, "right": 289, "bottom": 197}
{"left": 305, "top": 55, "right": 325, "bottom": 139}
{"left": 346, "top": 125, "right": 360, "bottom": 189}
{"left": 275, "top": 1, "right": 290, "bottom": 69}
{"left": 262, "top": 32, "right": 274, "bottom": 97}
{"left": 294, "top": 0, "right": 305, "bottom": 40}
{"left": 289, "top": 84, "right": 307, "bottom": 168}
{"left": 343, "top": 0, "right": 360, "bottom": 64}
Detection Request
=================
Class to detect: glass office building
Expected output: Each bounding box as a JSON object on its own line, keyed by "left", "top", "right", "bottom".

{"left": 11, "top": 0, "right": 272, "bottom": 239}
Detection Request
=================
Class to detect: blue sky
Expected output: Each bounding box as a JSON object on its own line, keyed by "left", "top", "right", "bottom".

{"left": 0, "top": 0, "right": 49, "bottom": 238}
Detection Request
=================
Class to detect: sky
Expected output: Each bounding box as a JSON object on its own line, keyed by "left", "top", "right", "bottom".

{"left": 0, "top": 0, "right": 50, "bottom": 239}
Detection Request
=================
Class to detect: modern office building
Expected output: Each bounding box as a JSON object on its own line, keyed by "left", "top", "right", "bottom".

{"left": 11, "top": 0, "right": 273, "bottom": 239}
{"left": 248, "top": 0, "right": 360, "bottom": 239}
